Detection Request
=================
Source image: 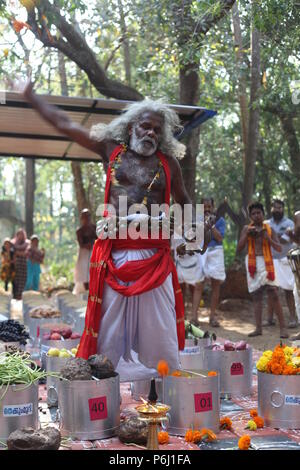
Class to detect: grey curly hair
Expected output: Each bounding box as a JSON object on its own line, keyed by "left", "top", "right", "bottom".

{"left": 90, "top": 99, "right": 186, "bottom": 159}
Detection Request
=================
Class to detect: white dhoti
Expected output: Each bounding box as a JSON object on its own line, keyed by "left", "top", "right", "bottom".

{"left": 97, "top": 248, "right": 180, "bottom": 381}
{"left": 294, "top": 285, "right": 300, "bottom": 321}
{"left": 201, "top": 246, "right": 226, "bottom": 282}
{"left": 73, "top": 247, "right": 92, "bottom": 295}
{"left": 273, "top": 257, "right": 295, "bottom": 291}
{"left": 245, "top": 255, "right": 279, "bottom": 293}
{"left": 176, "top": 254, "right": 204, "bottom": 285}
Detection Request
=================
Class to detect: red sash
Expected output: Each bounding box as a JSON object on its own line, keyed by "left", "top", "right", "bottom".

{"left": 76, "top": 145, "right": 185, "bottom": 359}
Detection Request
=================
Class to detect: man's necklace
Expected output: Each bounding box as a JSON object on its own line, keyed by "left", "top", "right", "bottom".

{"left": 110, "top": 144, "right": 163, "bottom": 206}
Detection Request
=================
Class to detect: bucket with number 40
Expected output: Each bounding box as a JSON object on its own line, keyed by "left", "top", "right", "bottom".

{"left": 57, "top": 374, "right": 120, "bottom": 440}
{"left": 162, "top": 372, "right": 220, "bottom": 435}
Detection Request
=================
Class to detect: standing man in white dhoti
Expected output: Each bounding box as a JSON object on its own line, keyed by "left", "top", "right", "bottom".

{"left": 191, "top": 198, "right": 226, "bottom": 327}
{"left": 73, "top": 209, "right": 97, "bottom": 295}
{"left": 21, "top": 81, "right": 209, "bottom": 379}
{"left": 237, "top": 202, "right": 289, "bottom": 338}
{"left": 264, "top": 200, "right": 298, "bottom": 328}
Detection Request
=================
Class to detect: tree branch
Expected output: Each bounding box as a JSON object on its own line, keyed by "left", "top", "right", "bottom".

{"left": 26, "top": 0, "right": 143, "bottom": 101}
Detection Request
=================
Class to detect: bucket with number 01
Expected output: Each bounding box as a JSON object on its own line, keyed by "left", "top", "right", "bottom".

{"left": 57, "top": 374, "right": 120, "bottom": 440}
{"left": 203, "top": 346, "right": 253, "bottom": 397}
{"left": 162, "top": 371, "right": 220, "bottom": 435}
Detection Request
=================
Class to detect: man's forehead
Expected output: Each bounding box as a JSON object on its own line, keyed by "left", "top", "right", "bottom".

{"left": 138, "top": 111, "right": 164, "bottom": 125}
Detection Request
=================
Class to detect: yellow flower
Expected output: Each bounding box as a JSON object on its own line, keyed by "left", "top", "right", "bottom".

{"left": 256, "top": 356, "right": 270, "bottom": 372}
{"left": 245, "top": 420, "right": 257, "bottom": 431}
{"left": 3, "top": 48, "right": 9, "bottom": 57}
{"left": 291, "top": 357, "right": 300, "bottom": 367}
{"left": 284, "top": 347, "right": 294, "bottom": 356}
{"left": 262, "top": 350, "right": 273, "bottom": 359}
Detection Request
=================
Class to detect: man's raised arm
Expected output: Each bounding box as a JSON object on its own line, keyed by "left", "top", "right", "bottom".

{"left": 21, "top": 81, "right": 109, "bottom": 161}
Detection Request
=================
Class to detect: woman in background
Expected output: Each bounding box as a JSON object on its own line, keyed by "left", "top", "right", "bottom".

{"left": 0, "top": 238, "right": 15, "bottom": 291}
{"left": 11, "top": 229, "right": 30, "bottom": 300}
{"left": 24, "top": 235, "right": 45, "bottom": 291}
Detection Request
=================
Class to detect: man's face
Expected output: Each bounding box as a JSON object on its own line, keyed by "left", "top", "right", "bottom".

{"left": 204, "top": 200, "right": 213, "bottom": 217}
{"left": 271, "top": 202, "right": 284, "bottom": 221}
{"left": 250, "top": 208, "right": 264, "bottom": 225}
{"left": 81, "top": 213, "right": 90, "bottom": 226}
{"left": 129, "top": 112, "right": 163, "bottom": 157}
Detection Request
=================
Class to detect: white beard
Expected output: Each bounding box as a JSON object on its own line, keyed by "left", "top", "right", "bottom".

{"left": 130, "top": 127, "right": 158, "bottom": 157}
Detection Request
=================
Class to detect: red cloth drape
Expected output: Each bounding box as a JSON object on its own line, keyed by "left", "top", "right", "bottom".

{"left": 77, "top": 145, "right": 185, "bottom": 360}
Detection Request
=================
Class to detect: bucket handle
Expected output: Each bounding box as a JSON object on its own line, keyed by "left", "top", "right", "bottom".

{"left": 161, "top": 413, "right": 171, "bottom": 431}
{"left": 270, "top": 390, "right": 284, "bottom": 408}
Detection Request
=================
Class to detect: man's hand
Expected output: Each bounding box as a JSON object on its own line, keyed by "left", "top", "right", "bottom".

{"left": 9, "top": 78, "right": 34, "bottom": 97}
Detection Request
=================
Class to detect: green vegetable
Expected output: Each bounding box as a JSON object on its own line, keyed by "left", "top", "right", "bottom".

{"left": 184, "top": 321, "right": 217, "bottom": 341}
{"left": 0, "top": 351, "right": 62, "bottom": 400}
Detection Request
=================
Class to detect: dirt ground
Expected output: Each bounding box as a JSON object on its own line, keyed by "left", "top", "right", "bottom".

{"left": 185, "top": 295, "right": 300, "bottom": 352}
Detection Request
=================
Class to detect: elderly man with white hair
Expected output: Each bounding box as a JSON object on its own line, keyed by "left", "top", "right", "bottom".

{"left": 22, "top": 81, "right": 209, "bottom": 379}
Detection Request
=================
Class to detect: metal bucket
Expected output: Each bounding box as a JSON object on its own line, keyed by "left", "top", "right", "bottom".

{"left": 26, "top": 317, "right": 62, "bottom": 339}
{"left": 46, "top": 355, "right": 69, "bottom": 407}
{"left": 203, "top": 346, "right": 253, "bottom": 397}
{"left": 40, "top": 338, "right": 80, "bottom": 370}
{"left": 162, "top": 372, "right": 220, "bottom": 435}
{"left": 0, "top": 341, "right": 24, "bottom": 353}
{"left": 0, "top": 382, "right": 39, "bottom": 443}
{"left": 184, "top": 338, "right": 212, "bottom": 349}
{"left": 131, "top": 379, "right": 163, "bottom": 402}
{"left": 58, "top": 375, "right": 120, "bottom": 440}
{"left": 258, "top": 371, "right": 300, "bottom": 429}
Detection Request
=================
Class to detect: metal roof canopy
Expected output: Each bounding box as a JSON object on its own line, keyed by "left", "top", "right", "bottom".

{"left": 0, "top": 92, "right": 217, "bottom": 163}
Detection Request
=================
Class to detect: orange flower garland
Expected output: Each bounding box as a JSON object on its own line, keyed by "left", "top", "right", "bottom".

{"left": 220, "top": 417, "right": 232, "bottom": 430}
{"left": 238, "top": 435, "right": 251, "bottom": 450}
{"left": 157, "top": 360, "right": 169, "bottom": 377}
{"left": 158, "top": 431, "right": 169, "bottom": 444}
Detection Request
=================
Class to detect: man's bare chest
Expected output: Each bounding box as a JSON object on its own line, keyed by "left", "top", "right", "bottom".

{"left": 111, "top": 152, "right": 166, "bottom": 191}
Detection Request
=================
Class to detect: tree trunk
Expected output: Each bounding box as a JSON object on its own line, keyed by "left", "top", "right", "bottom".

{"left": 242, "top": 11, "right": 261, "bottom": 209}
{"left": 71, "top": 162, "right": 90, "bottom": 213}
{"left": 232, "top": 1, "right": 249, "bottom": 161}
{"left": 278, "top": 114, "right": 300, "bottom": 209}
{"left": 118, "top": 0, "right": 131, "bottom": 86}
{"left": 57, "top": 51, "right": 91, "bottom": 214}
{"left": 258, "top": 147, "right": 271, "bottom": 216}
{"left": 25, "top": 158, "right": 35, "bottom": 237}
{"left": 179, "top": 63, "right": 200, "bottom": 203}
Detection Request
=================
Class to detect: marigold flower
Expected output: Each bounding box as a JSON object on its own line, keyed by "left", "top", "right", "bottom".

{"left": 262, "top": 350, "right": 273, "bottom": 359}
{"left": 249, "top": 409, "right": 258, "bottom": 418}
{"left": 245, "top": 420, "right": 257, "bottom": 431}
{"left": 184, "top": 429, "right": 194, "bottom": 443}
{"left": 157, "top": 360, "right": 169, "bottom": 377}
{"left": 208, "top": 371, "right": 218, "bottom": 377}
{"left": 270, "top": 362, "right": 283, "bottom": 375}
{"left": 220, "top": 417, "right": 232, "bottom": 430}
{"left": 192, "top": 430, "right": 203, "bottom": 443}
{"left": 238, "top": 435, "right": 251, "bottom": 450}
{"left": 171, "top": 370, "right": 182, "bottom": 377}
{"left": 158, "top": 431, "right": 169, "bottom": 444}
{"left": 253, "top": 416, "right": 264, "bottom": 428}
{"left": 200, "top": 428, "right": 217, "bottom": 442}
{"left": 256, "top": 356, "right": 270, "bottom": 372}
